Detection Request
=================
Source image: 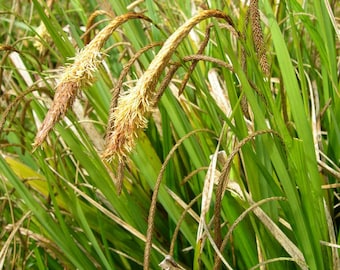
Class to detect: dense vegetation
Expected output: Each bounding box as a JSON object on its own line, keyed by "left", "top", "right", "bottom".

{"left": 0, "top": 0, "right": 339, "bottom": 269}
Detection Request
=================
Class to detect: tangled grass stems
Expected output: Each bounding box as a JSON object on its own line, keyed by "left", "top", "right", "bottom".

{"left": 248, "top": 199, "right": 308, "bottom": 270}
{"left": 159, "top": 193, "right": 202, "bottom": 270}
{"left": 197, "top": 125, "right": 227, "bottom": 249}
{"left": 102, "top": 9, "right": 235, "bottom": 161}
{"left": 33, "top": 12, "right": 152, "bottom": 148}
{"left": 0, "top": 87, "right": 51, "bottom": 134}
{"left": 179, "top": 20, "right": 240, "bottom": 96}
{"left": 182, "top": 54, "right": 267, "bottom": 110}
{"left": 213, "top": 129, "right": 282, "bottom": 270}
{"left": 178, "top": 24, "right": 213, "bottom": 96}
{"left": 169, "top": 194, "right": 202, "bottom": 257}
{"left": 0, "top": 211, "right": 32, "bottom": 270}
{"left": 218, "top": 197, "right": 287, "bottom": 264}
{"left": 3, "top": 225, "right": 65, "bottom": 266}
{"left": 55, "top": 170, "right": 168, "bottom": 257}
{"left": 143, "top": 128, "right": 211, "bottom": 270}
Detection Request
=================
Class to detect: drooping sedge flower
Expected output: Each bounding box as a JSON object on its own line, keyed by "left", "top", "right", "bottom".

{"left": 249, "top": 0, "right": 269, "bottom": 76}
{"left": 33, "top": 13, "right": 151, "bottom": 148}
{"left": 102, "top": 10, "right": 234, "bottom": 160}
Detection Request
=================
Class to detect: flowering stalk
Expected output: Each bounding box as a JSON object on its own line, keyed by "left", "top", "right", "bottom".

{"left": 250, "top": 0, "right": 269, "bottom": 76}
{"left": 33, "top": 13, "right": 151, "bottom": 148}
{"left": 103, "top": 9, "right": 234, "bottom": 161}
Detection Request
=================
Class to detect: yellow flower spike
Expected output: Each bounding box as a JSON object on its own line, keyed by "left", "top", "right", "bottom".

{"left": 103, "top": 10, "right": 235, "bottom": 161}
{"left": 33, "top": 13, "right": 151, "bottom": 149}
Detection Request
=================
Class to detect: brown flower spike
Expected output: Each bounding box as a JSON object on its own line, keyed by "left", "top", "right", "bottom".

{"left": 250, "top": 0, "right": 269, "bottom": 76}
{"left": 103, "top": 10, "right": 234, "bottom": 161}
{"left": 33, "top": 13, "right": 151, "bottom": 148}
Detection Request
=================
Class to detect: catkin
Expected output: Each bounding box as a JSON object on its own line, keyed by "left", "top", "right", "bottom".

{"left": 33, "top": 13, "right": 151, "bottom": 148}
{"left": 250, "top": 0, "right": 269, "bottom": 76}
{"left": 103, "top": 10, "right": 233, "bottom": 161}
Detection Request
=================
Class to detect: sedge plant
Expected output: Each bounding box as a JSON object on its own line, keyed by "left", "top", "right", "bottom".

{"left": 0, "top": 0, "right": 339, "bottom": 269}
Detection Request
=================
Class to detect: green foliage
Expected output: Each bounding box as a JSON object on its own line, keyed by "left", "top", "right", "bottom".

{"left": 0, "top": 0, "right": 339, "bottom": 269}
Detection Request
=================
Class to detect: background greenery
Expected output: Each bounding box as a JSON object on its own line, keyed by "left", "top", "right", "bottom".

{"left": 0, "top": 0, "right": 339, "bottom": 269}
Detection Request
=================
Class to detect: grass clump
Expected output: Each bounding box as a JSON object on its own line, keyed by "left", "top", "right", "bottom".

{"left": 0, "top": 0, "right": 339, "bottom": 269}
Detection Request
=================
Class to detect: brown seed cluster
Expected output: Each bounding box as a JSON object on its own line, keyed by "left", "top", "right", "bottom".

{"left": 250, "top": 0, "right": 269, "bottom": 76}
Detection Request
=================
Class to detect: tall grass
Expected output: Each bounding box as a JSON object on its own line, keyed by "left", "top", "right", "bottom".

{"left": 0, "top": 0, "right": 339, "bottom": 269}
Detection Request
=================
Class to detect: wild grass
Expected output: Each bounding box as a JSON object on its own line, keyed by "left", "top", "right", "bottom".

{"left": 0, "top": 0, "right": 339, "bottom": 269}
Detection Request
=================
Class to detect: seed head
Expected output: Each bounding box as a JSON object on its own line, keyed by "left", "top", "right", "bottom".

{"left": 33, "top": 13, "right": 151, "bottom": 148}
{"left": 103, "top": 10, "right": 233, "bottom": 161}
